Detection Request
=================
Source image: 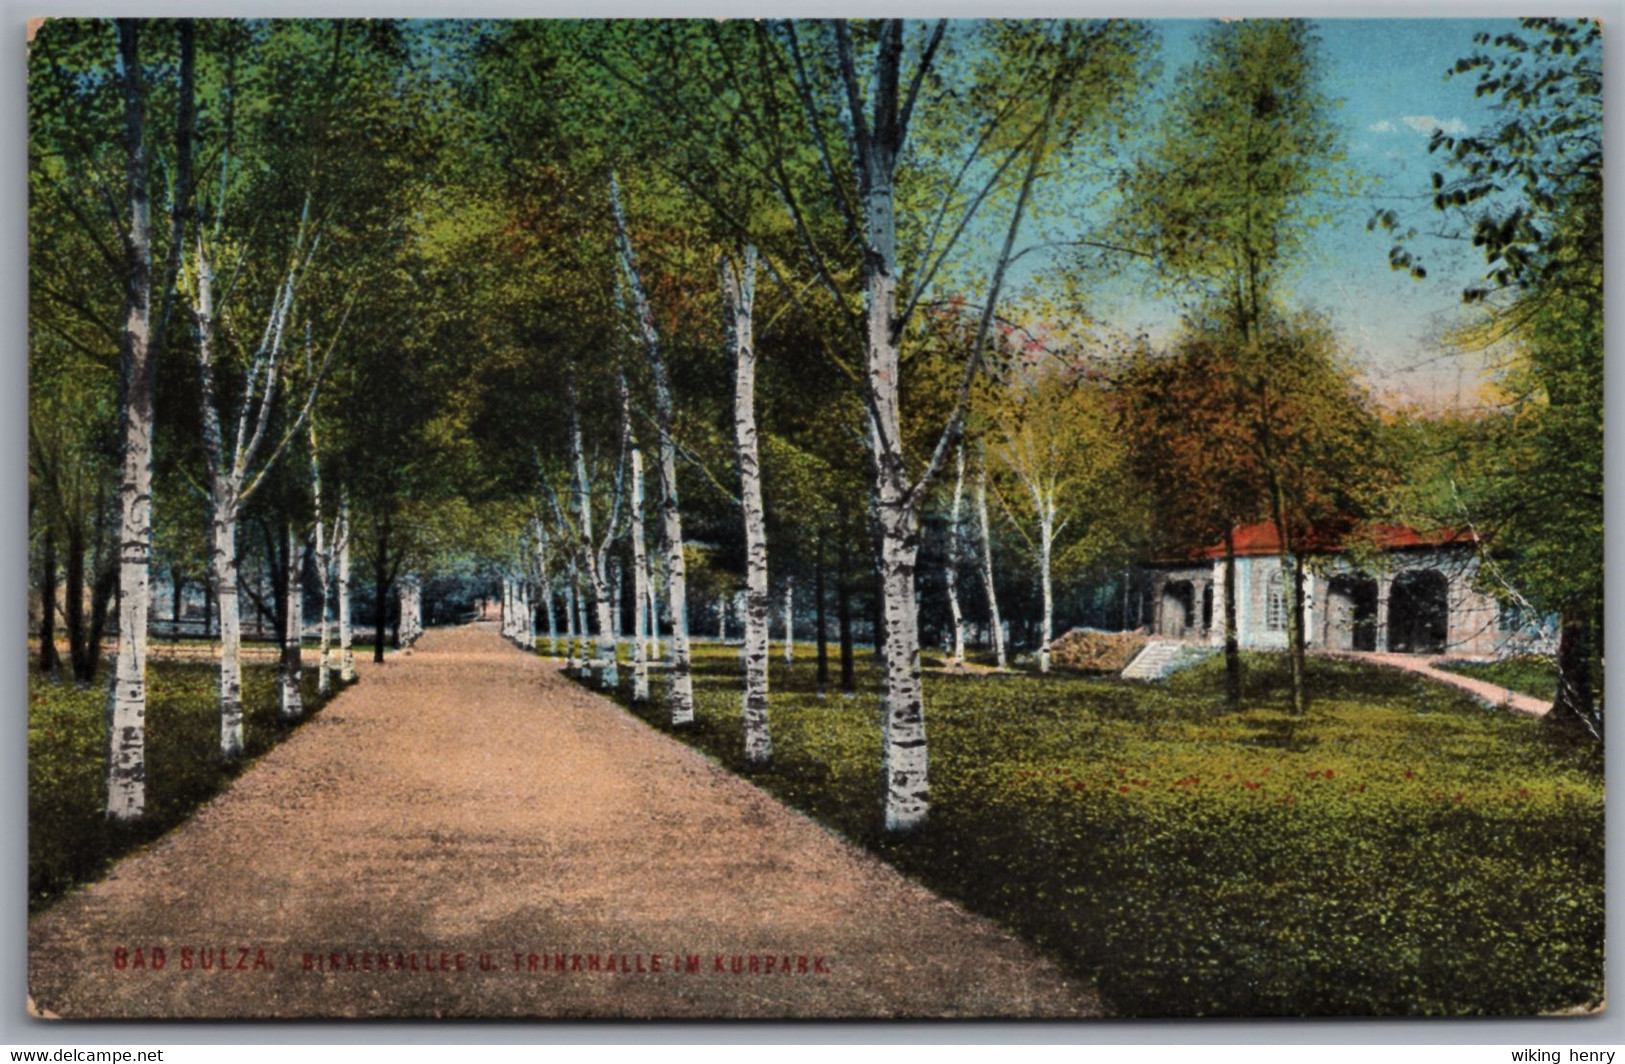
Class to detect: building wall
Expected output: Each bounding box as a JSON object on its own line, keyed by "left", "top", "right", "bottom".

{"left": 1146, "top": 545, "right": 1536, "bottom": 658}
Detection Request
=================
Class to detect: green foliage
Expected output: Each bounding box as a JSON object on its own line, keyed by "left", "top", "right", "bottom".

{"left": 1118, "top": 18, "right": 1340, "bottom": 334}
{"left": 1437, "top": 657, "right": 1559, "bottom": 705}
{"left": 596, "top": 643, "right": 1602, "bottom": 1016}
{"left": 28, "top": 662, "right": 345, "bottom": 911}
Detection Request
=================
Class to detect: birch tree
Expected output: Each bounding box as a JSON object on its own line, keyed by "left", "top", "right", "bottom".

{"left": 336, "top": 498, "right": 355, "bottom": 681}
{"left": 625, "top": 394, "right": 653, "bottom": 703}
{"left": 764, "top": 19, "right": 1150, "bottom": 830}
{"left": 278, "top": 523, "right": 305, "bottom": 720}
{"left": 975, "top": 440, "right": 1007, "bottom": 670}
{"left": 942, "top": 444, "right": 968, "bottom": 665}
{"left": 1117, "top": 18, "right": 1340, "bottom": 711}
{"left": 191, "top": 199, "right": 333, "bottom": 758}
{"left": 722, "top": 245, "right": 771, "bottom": 764}
{"left": 991, "top": 363, "right": 1126, "bottom": 673}
{"left": 106, "top": 18, "right": 158, "bottom": 820}
{"left": 610, "top": 173, "right": 695, "bottom": 725}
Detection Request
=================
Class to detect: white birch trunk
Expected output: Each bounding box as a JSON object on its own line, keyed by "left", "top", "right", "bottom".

{"left": 724, "top": 247, "right": 770, "bottom": 764}
{"left": 545, "top": 581, "right": 557, "bottom": 656}
{"left": 576, "top": 584, "right": 591, "bottom": 668}
{"left": 338, "top": 500, "right": 354, "bottom": 682}
{"left": 523, "top": 581, "right": 533, "bottom": 650}
{"left": 563, "top": 573, "right": 579, "bottom": 672}
{"left": 976, "top": 445, "right": 1007, "bottom": 669}
{"left": 107, "top": 19, "right": 153, "bottom": 821}
{"left": 630, "top": 447, "right": 651, "bottom": 702}
{"left": 640, "top": 575, "right": 653, "bottom": 656}
{"left": 783, "top": 579, "right": 794, "bottom": 664}
{"left": 212, "top": 504, "right": 245, "bottom": 758}
{"left": 864, "top": 194, "right": 930, "bottom": 832}
{"left": 577, "top": 399, "right": 620, "bottom": 687}
{"left": 279, "top": 528, "right": 303, "bottom": 721}
{"left": 309, "top": 427, "right": 331, "bottom": 698}
{"left": 611, "top": 173, "right": 692, "bottom": 725}
{"left": 945, "top": 445, "right": 967, "bottom": 665}
{"left": 1038, "top": 511, "right": 1054, "bottom": 674}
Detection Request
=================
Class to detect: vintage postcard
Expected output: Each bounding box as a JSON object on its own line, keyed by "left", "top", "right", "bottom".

{"left": 25, "top": 17, "right": 1603, "bottom": 1021}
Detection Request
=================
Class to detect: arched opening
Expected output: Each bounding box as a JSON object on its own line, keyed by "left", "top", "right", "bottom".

{"left": 1160, "top": 580, "right": 1195, "bottom": 638}
{"left": 1387, "top": 570, "right": 1449, "bottom": 654}
{"left": 1201, "top": 583, "right": 1214, "bottom": 634}
{"left": 1325, "top": 574, "right": 1378, "bottom": 652}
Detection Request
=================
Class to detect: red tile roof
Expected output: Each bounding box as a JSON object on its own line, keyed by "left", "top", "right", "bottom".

{"left": 1196, "top": 521, "right": 1475, "bottom": 559}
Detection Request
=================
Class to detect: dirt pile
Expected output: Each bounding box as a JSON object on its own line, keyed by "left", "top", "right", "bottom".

{"left": 1048, "top": 627, "right": 1149, "bottom": 674}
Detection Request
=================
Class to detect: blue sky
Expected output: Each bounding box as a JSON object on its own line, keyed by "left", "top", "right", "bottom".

{"left": 1092, "top": 18, "right": 1525, "bottom": 408}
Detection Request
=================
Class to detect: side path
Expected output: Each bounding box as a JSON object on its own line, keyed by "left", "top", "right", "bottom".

{"left": 29, "top": 625, "right": 1100, "bottom": 1019}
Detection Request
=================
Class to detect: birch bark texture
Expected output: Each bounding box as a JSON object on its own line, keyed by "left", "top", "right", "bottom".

{"left": 279, "top": 525, "right": 304, "bottom": 722}
{"left": 944, "top": 445, "right": 967, "bottom": 665}
{"left": 722, "top": 246, "right": 771, "bottom": 765}
{"left": 107, "top": 18, "right": 155, "bottom": 821}
{"left": 627, "top": 429, "right": 652, "bottom": 703}
{"left": 337, "top": 500, "right": 355, "bottom": 682}
{"left": 976, "top": 443, "right": 1007, "bottom": 670}
{"left": 610, "top": 173, "right": 693, "bottom": 725}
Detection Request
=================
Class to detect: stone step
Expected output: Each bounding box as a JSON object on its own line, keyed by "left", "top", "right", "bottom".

{"left": 1121, "top": 640, "right": 1218, "bottom": 681}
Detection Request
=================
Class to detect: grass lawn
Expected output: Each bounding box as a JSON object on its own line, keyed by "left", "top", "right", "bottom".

{"left": 1438, "top": 656, "right": 1561, "bottom": 703}
{"left": 29, "top": 659, "right": 344, "bottom": 912}
{"left": 571, "top": 643, "right": 1603, "bottom": 1018}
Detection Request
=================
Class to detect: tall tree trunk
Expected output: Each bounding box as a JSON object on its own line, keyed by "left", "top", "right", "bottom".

{"left": 814, "top": 549, "right": 829, "bottom": 695}
{"left": 212, "top": 501, "right": 244, "bottom": 757}
{"left": 724, "top": 246, "right": 770, "bottom": 765}
{"left": 309, "top": 414, "right": 331, "bottom": 696}
{"left": 39, "top": 527, "right": 59, "bottom": 676}
{"left": 782, "top": 579, "right": 795, "bottom": 664}
{"left": 629, "top": 448, "right": 651, "bottom": 703}
{"left": 837, "top": 552, "right": 855, "bottom": 694}
{"left": 1547, "top": 605, "right": 1600, "bottom": 740}
{"left": 545, "top": 582, "right": 558, "bottom": 658}
{"left": 1038, "top": 512, "right": 1054, "bottom": 674}
{"left": 567, "top": 376, "right": 618, "bottom": 687}
{"left": 611, "top": 173, "right": 692, "bottom": 725}
{"left": 944, "top": 444, "right": 967, "bottom": 665}
{"left": 66, "top": 523, "right": 88, "bottom": 683}
{"left": 563, "top": 570, "right": 579, "bottom": 673}
{"left": 975, "top": 444, "right": 1007, "bottom": 669}
{"left": 646, "top": 572, "right": 661, "bottom": 660}
{"left": 108, "top": 18, "right": 155, "bottom": 821}
{"left": 1269, "top": 481, "right": 1305, "bottom": 715}
{"left": 88, "top": 559, "right": 116, "bottom": 683}
{"left": 169, "top": 567, "right": 183, "bottom": 643}
{"left": 337, "top": 501, "right": 354, "bottom": 681}
{"left": 279, "top": 524, "right": 303, "bottom": 721}
{"left": 1223, "top": 526, "right": 1241, "bottom": 710}
{"left": 372, "top": 528, "right": 389, "bottom": 664}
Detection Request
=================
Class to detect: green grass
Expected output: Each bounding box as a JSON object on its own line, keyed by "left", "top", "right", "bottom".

{"left": 572, "top": 644, "right": 1603, "bottom": 1018}
{"left": 29, "top": 659, "right": 345, "bottom": 912}
{"left": 1437, "top": 656, "right": 1560, "bottom": 703}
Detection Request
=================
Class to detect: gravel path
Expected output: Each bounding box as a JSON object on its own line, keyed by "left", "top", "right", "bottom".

{"left": 1314, "top": 649, "right": 1551, "bottom": 716}
{"left": 28, "top": 624, "right": 1100, "bottom": 1020}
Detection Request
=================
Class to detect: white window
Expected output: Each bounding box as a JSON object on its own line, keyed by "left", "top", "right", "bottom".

{"left": 1266, "top": 570, "right": 1286, "bottom": 632}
